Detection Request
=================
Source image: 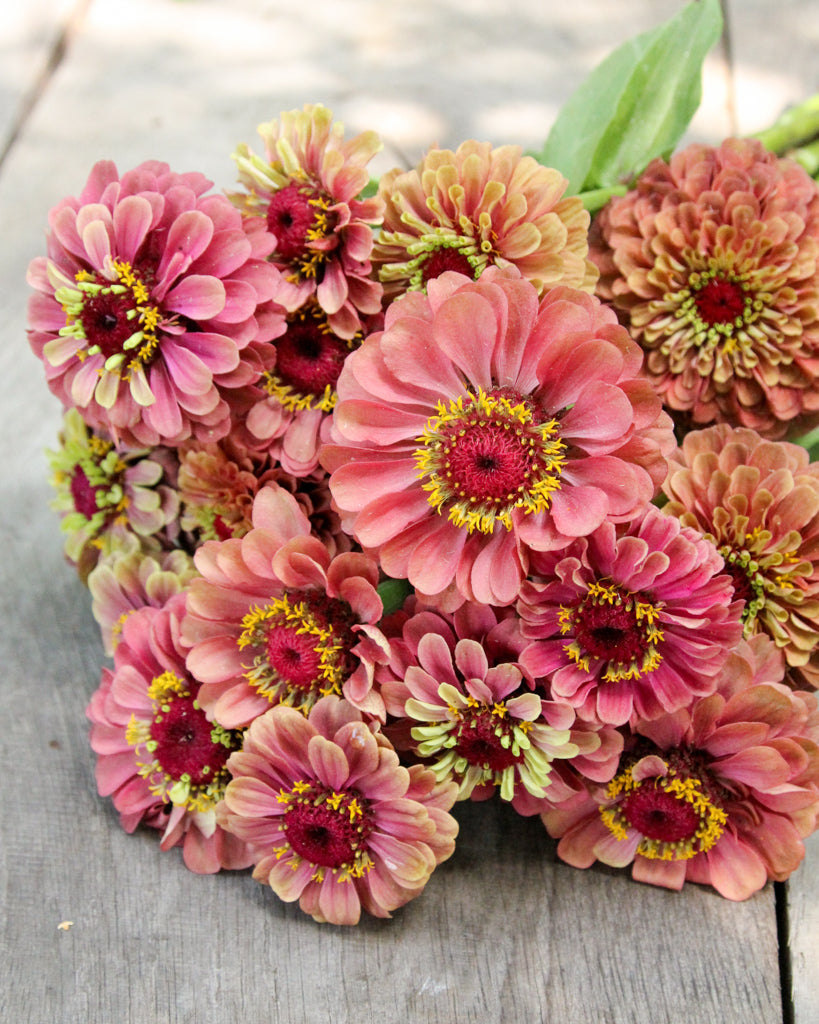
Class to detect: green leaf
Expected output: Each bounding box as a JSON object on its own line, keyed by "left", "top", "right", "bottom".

{"left": 534, "top": 0, "right": 723, "bottom": 195}
{"left": 377, "top": 576, "right": 413, "bottom": 617}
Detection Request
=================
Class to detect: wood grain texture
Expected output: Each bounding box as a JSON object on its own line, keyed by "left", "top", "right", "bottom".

{"left": 0, "top": 2, "right": 816, "bottom": 1021}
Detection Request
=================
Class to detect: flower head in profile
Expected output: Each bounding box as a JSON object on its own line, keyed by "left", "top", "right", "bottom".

{"left": 591, "top": 138, "right": 819, "bottom": 437}
{"left": 518, "top": 505, "right": 744, "bottom": 726}
{"left": 182, "top": 483, "right": 390, "bottom": 728}
{"left": 27, "top": 159, "right": 284, "bottom": 447}
{"left": 86, "top": 593, "right": 253, "bottom": 874}
{"left": 323, "top": 267, "right": 674, "bottom": 607}
{"left": 48, "top": 408, "right": 179, "bottom": 580}
{"left": 542, "top": 636, "right": 819, "bottom": 900}
{"left": 662, "top": 424, "right": 819, "bottom": 688}
{"left": 230, "top": 104, "right": 384, "bottom": 339}
{"left": 373, "top": 141, "right": 597, "bottom": 302}
{"left": 218, "top": 696, "right": 458, "bottom": 925}
{"left": 88, "top": 532, "right": 197, "bottom": 654}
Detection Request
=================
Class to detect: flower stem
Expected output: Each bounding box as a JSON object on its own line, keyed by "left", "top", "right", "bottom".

{"left": 753, "top": 94, "right": 819, "bottom": 156}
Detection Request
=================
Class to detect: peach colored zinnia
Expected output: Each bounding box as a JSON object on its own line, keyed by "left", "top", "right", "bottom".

{"left": 518, "top": 505, "right": 744, "bottom": 726}
{"left": 591, "top": 137, "right": 819, "bottom": 438}
{"left": 182, "top": 483, "right": 390, "bottom": 727}
{"left": 373, "top": 140, "right": 598, "bottom": 303}
{"left": 542, "top": 636, "right": 819, "bottom": 900}
{"left": 27, "top": 159, "right": 284, "bottom": 448}
{"left": 218, "top": 696, "right": 458, "bottom": 925}
{"left": 322, "top": 267, "right": 674, "bottom": 608}
{"left": 86, "top": 594, "right": 253, "bottom": 874}
{"left": 662, "top": 424, "right": 819, "bottom": 688}
{"left": 230, "top": 104, "right": 384, "bottom": 339}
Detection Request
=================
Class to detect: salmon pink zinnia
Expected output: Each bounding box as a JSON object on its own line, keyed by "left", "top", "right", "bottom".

{"left": 322, "top": 267, "right": 674, "bottom": 607}
{"left": 542, "top": 637, "right": 819, "bottom": 900}
{"left": 218, "top": 696, "right": 459, "bottom": 925}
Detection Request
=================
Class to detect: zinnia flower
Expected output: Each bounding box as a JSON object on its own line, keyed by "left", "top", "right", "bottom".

{"left": 373, "top": 140, "right": 598, "bottom": 302}
{"left": 86, "top": 593, "right": 253, "bottom": 874}
{"left": 591, "top": 137, "right": 819, "bottom": 437}
{"left": 322, "top": 267, "right": 674, "bottom": 607}
{"left": 182, "top": 482, "right": 390, "bottom": 727}
{"left": 27, "top": 159, "right": 284, "bottom": 447}
{"left": 88, "top": 532, "right": 198, "bottom": 654}
{"left": 217, "top": 695, "right": 458, "bottom": 924}
{"left": 518, "top": 505, "right": 744, "bottom": 726}
{"left": 48, "top": 408, "right": 179, "bottom": 580}
{"left": 230, "top": 104, "right": 384, "bottom": 339}
{"left": 662, "top": 424, "right": 819, "bottom": 688}
{"left": 542, "top": 636, "right": 819, "bottom": 900}
{"left": 243, "top": 302, "right": 378, "bottom": 477}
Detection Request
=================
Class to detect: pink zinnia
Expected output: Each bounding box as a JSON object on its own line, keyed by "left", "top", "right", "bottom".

{"left": 591, "top": 138, "right": 819, "bottom": 437}
{"left": 230, "top": 104, "right": 384, "bottom": 339}
{"left": 322, "top": 267, "right": 674, "bottom": 607}
{"left": 86, "top": 593, "right": 253, "bottom": 874}
{"left": 27, "top": 159, "right": 285, "bottom": 447}
{"left": 182, "top": 483, "right": 390, "bottom": 727}
{"left": 518, "top": 505, "right": 744, "bottom": 726}
{"left": 542, "top": 636, "right": 819, "bottom": 900}
{"left": 244, "top": 303, "right": 382, "bottom": 477}
{"left": 218, "top": 696, "right": 458, "bottom": 924}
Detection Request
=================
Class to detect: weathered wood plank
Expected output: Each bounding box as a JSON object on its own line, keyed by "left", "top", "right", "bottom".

{"left": 0, "top": 2, "right": 811, "bottom": 1021}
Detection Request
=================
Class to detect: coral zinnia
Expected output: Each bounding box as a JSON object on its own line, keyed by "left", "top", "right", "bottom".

{"left": 518, "top": 505, "right": 744, "bottom": 726}
{"left": 591, "top": 137, "right": 819, "bottom": 437}
{"left": 662, "top": 424, "right": 819, "bottom": 688}
{"left": 182, "top": 483, "right": 390, "bottom": 727}
{"left": 542, "top": 636, "right": 819, "bottom": 900}
{"left": 322, "top": 267, "right": 674, "bottom": 607}
{"left": 217, "top": 696, "right": 458, "bottom": 924}
{"left": 86, "top": 594, "right": 253, "bottom": 874}
{"left": 230, "top": 104, "right": 384, "bottom": 339}
{"left": 27, "top": 159, "right": 284, "bottom": 447}
{"left": 373, "top": 140, "right": 598, "bottom": 302}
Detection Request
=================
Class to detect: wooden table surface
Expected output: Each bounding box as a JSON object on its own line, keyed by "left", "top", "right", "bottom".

{"left": 2, "top": 2, "right": 817, "bottom": 1021}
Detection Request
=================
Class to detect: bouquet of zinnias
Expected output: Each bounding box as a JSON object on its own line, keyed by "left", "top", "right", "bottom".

{"left": 27, "top": 0, "right": 819, "bottom": 924}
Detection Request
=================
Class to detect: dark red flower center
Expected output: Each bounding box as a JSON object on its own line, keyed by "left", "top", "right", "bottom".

{"left": 455, "top": 714, "right": 519, "bottom": 771}
{"left": 70, "top": 465, "right": 101, "bottom": 518}
{"left": 274, "top": 318, "right": 350, "bottom": 399}
{"left": 149, "top": 691, "right": 232, "bottom": 786}
{"left": 693, "top": 276, "right": 746, "bottom": 326}
{"left": 284, "top": 783, "right": 373, "bottom": 871}
{"left": 239, "top": 591, "right": 358, "bottom": 711}
{"left": 620, "top": 782, "right": 701, "bottom": 843}
{"left": 266, "top": 182, "right": 334, "bottom": 263}
{"left": 79, "top": 286, "right": 141, "bottom": 359}
{"left": 723, "top": 561, "right": 756, "bottom": 608}
{"left": 265, "top": 623, "right": 325, "bottom": 690}
{"left": 574, "top": 600, "right": 647, "bottom": 664}
{"left": 421, "top": 246, "right": 476, "bottom": 284}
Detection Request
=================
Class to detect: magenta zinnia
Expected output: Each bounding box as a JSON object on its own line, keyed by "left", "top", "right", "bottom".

{"left": 591, "top": 137, "right": 819, "bottom": 437}
{"left": 86, "top": 594, "right": 253, "bottom": 874}
{"left": 182, "top": 483, "right": 390, "bottom": 727}
{"left": 323, "top": 267, "right": 674, "bottom": 607}
{"left": 230, "top": 104, "right": 384, "bottom": 339}
{"left": 27, "top": 159, "right": 284, "bottom": 447}
{"left": 518, "top": 505, "right": 744, "bottom": 726}
{"left": 373, "top": 140, "right": 597, "bottom": 302}
{"left": 218, "top": 696, "right": 459, "bottom": 924}
{"left": 542, "top": 636, "right": 819, "bottom": 900}
{"left": 662, "top": 424, "right": 819, "bottom": 688}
